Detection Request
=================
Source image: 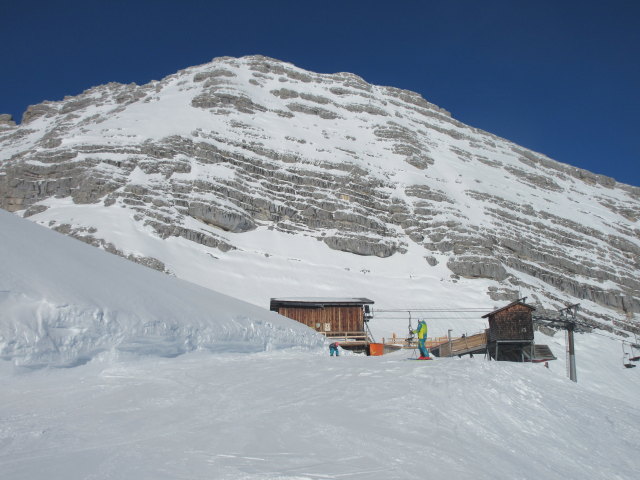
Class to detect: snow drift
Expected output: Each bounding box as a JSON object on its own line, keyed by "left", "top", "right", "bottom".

{"left": 0, "top": 209, "right": 324, "bottom": 368}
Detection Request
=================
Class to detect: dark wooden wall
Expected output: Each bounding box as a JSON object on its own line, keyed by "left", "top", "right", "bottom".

{"left": 276, "top": 306, "right": 364, "bottom": 333}
{"left": 488, "top": 304, "right": 534, "bottom": 341}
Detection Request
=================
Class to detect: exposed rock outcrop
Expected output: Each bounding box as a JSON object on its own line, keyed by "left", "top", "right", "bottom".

{"left": 0, "top": 114, "right": 16, "bottom": 127}
{"left": 1, "top": 55, "right": 638, "bottom": 330}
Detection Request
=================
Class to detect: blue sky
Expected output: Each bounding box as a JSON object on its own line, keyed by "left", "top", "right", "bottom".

{"left": 3, "top": 0, "right": 639, "bottom": 186}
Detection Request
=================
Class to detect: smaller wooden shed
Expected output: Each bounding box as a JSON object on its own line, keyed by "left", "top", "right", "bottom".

{"left": 483, "top": 299, "right": 535, "bottom": 362}
{"left": 270, "top": 297, "right": 374, "bottom": 352}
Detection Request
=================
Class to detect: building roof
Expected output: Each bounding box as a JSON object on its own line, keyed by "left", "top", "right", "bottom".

{"left": 481, "top": 299, "right": 536, "bottom": 318}
{"left": 270, "top": 297, "right": 374, "bottom": 310}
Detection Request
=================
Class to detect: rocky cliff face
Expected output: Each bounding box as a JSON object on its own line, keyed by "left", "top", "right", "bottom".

{"left": 1, "top": 55, "right": 638, "bottom": 334}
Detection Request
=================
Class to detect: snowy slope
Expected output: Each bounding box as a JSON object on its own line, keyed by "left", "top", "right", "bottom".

{"left": 1, "top": 347, "right": 639, "bottom": 479}
{"left": 0, "top": 209, "right": 323, "bottom": 368}
{"left": 1, "top": 180, "right": 640, "bottom": 480}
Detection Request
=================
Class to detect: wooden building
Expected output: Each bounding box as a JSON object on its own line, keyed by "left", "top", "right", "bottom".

{"left": 483, "top": 299, "right": 535, "bottom": 362}
{"left": 270, "top": 297, "right": 374, "bottom": 352}
{"left": 430, "top": 299, "right": 556, "bottom": 363}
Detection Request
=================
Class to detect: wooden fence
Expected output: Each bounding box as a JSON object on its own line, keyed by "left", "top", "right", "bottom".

{"left": 323, "top": 331, "right": 370, "bottom": 343}
{"left": 381, "top": 334, "right": 451, "bottom": 349}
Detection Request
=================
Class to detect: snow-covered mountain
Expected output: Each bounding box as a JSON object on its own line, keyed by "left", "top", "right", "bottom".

{"left": 0, "top": 55, "right": 638, "bottom": 337}
{"left": 2, "top": 109, "right": 640, "bottom": 480}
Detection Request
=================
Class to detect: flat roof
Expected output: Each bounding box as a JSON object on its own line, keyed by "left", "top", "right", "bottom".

{"left": 270, "top": 297, "right": 374, "bottom": 310}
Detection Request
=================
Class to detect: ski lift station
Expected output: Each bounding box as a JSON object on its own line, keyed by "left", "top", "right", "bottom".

{"left": 270, "top": 297, "right": 376, "bottom": 354}
{"left": 270, "top": 295, "right": 639, "bottom": 383}
{"left": 271, "top": 297, "right": 559, "bottom": 360}
{"left": 431, "top": 299, "right": 556, "bottom": 363}
{"left": 483, "top": 301, "right": 536, "bottom": 361}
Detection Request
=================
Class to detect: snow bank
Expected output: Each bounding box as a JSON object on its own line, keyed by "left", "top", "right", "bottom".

{"left": 0, "top": 209, "right": 324, "bottom": 368}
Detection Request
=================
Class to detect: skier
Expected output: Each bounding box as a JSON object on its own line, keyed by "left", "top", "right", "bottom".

{"left": 329, "top": 342, "right": 340, "bottom": 356}
{"left": 413, "top": 320, "right": 430, "bottom": 359}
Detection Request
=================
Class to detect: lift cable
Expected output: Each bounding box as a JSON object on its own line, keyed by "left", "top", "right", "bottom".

{"left": 376, "top": 306, "right": 636, "bottom": 344}
{"left": 374, "top": 315, "right": 488, "bottom": 320}
{"left": 535, "top": 313, "right": 638, "bottom": 348}
{"left": 376, "top": 308, "right": 490, "bottom": 313}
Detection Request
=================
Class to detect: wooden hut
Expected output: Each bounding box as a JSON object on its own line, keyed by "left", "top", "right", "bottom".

{"left": 483, "top": 299, "right": 535, "bottom": 362}
{"left": 270, "top": 297, "right": 374, "bottom": 353}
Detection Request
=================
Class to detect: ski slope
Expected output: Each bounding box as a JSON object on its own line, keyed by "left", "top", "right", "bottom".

{"left": 1, "top": 201, "right": 640, "bottom": 479}
{"left": 2, "top": 350, "right": 639, "bottom": 479}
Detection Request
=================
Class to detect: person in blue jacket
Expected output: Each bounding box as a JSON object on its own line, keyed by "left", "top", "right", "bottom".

{"left": 329, "top": 342, "right": 340, "bottom": 356}
{"left": 413, "top": 320, "right": 430, "bottom": 359}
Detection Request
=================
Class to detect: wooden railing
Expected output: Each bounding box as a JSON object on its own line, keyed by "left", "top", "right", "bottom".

{"left": 381, "top": 334, "right": 451, "bottom": 349}
{"left": 322, "top": 331, "right": 370, "bottom": 342}
{"left": 436, "top": 331, "right": 488, "bottom": 357}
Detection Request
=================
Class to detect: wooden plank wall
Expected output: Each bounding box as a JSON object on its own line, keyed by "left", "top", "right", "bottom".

{"left": 489, "top": 305, "right": 534, "bottom": 341}
{"left": 277, "top": 306, "right": 364, "bottom": 333}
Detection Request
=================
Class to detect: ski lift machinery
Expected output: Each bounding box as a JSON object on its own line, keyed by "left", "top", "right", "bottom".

{"left": 406, "top": 312, "right": 415, "bottom": 346}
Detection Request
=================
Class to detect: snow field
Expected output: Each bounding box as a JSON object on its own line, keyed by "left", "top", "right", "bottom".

{"left": 1, "top": 200, "right": 640, "bottom": 479}
{"left": 1, "top": 350, "right": 638, "bottom": 480}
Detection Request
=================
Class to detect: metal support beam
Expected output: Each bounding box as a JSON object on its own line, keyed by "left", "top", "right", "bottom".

{"left": 535, "top": 304, "right": 580, "bottom": 382}
{"left": 567, "top": 323, "right": 577, "bottom": 382}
